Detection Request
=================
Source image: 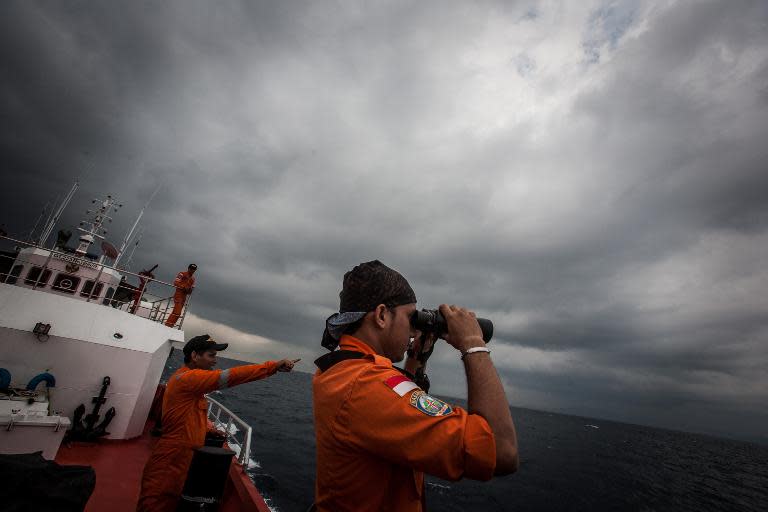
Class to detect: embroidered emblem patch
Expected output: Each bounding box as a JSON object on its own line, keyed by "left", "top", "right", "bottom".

{"left": 384, "top": 375, "right": 419, "bottom": 397}
{"left": 409, "top": 390, "right": 453, "bottom": 416}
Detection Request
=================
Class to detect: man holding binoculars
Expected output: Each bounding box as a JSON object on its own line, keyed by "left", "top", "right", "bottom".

{"left": 313, "top": 260, "right": 518, "bottom": 512}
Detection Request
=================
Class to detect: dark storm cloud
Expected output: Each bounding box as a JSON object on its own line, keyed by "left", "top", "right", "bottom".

{"left": 1, "top": 0, "right": 766, "bottom": 442}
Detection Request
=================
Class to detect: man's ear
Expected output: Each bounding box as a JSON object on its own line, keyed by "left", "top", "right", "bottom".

{"left": 372, "top": 304, "right": 389, "bottom": 329}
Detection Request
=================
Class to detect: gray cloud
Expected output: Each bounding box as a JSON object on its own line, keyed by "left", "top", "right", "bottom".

{"left": 1, "top": 0, "right": 766, "bottom": 443}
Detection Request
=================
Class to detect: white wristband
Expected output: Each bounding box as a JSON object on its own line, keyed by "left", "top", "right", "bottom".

{"left": 461, "top": 347, "right": 491, "bottom": 360}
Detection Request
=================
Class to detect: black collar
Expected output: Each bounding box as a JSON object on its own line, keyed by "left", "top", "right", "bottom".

{"left": 314, "top": 350, "right": 415, "bottom": 380}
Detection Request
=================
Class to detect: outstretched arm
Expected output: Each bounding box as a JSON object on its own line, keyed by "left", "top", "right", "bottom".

{"left": 221, "top": 359, "right": 298, "bottom": 388}
{"left": 179, "top": 359, "right": 298, "bottom": 394}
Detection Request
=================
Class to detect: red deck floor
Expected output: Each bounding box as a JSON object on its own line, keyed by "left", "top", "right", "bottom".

{"left": 55, "top": 426, "right": 155, "bottom": 512}
{"left": 55, "top": 423, "right": 271, "bottom": 512}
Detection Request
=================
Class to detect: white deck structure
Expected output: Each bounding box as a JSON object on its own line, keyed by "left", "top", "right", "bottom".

{"left": 0, "top": 282, "right": 182, "bottom": 439}
{"left": 0, "top": 191, "right": 191, "bottom": 443}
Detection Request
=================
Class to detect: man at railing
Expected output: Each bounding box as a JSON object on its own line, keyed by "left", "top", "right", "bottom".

{"left": 110, "top": 276, "right": 134, "bottom": 307}
{"left": 130, "top": 264, "right": 158, "bottom": 313}
{"left": 164, "top": 263, "right": 196, "bottom": 327}
{"left": 137, "top": 334, "right": 299, "bottom": 512}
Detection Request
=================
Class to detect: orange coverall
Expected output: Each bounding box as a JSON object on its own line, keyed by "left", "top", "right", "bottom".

{"left": 313, "top": 335, "right": 497, "bottom": 512}
{"left": 137, "top": 361, "right": 280, "bottom": 512}
{"left": 165, "top": 270, "right": 195, "bottom": 327}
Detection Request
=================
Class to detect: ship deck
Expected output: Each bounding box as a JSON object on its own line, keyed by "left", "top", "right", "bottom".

{"left": 55, "top": 422, "right": 271, "bottom": 512}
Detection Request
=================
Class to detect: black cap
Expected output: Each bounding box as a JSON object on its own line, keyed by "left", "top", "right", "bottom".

{"left": 188, "top": 263, "right": 198, "bottom": 270}
{"left": 183, "top": 334, "right": 228, "bottom": 357}
{"left": 339, "top": 260, "right": 416, "bottom": 313}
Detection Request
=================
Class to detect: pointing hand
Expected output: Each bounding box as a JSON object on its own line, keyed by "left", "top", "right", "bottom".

{"left": 277, "top": 358, "right": 300, "bottom": 372}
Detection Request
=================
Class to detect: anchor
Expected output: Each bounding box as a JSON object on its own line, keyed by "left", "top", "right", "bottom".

{"left": 66, "top": 376, "right": 116, "bottom": 442}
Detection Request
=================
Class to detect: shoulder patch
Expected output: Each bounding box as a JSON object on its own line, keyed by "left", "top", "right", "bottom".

{"left": 384, "top": 374, "right": 419, "bottom": 397}
{"left": 409, "top": 390, "right": 453, "bottom": 416}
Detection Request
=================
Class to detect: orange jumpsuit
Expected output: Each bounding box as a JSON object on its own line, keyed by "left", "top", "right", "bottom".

{"left": 165, "top": 271, "right": 195, "bottom": 327}
{"left": 313, "top": 335, "right": 496, "bottom": 512}
{"left": 137, "top": 361, "right": 279, "bottom": 512}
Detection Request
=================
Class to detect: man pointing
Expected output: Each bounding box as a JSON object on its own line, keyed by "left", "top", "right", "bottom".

{"left": 138, "top": 335, "right": 298, "bottom": 511}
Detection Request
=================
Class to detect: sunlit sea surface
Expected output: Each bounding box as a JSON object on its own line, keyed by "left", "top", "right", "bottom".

{"left": 163, "top": 353, "right": 768, "bottom": 512}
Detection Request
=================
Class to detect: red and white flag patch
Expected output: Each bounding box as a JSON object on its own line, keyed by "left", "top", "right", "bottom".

{"left": 384, "top": 375, "right": 419, "bottom": 397}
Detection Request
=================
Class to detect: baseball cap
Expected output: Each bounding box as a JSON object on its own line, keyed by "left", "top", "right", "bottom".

{"left": 183, "top": 334, "right": 228, "bottom": 357}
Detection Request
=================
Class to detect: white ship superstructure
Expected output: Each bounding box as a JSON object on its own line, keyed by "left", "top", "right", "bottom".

{"left": 0, "top": 189, "right": 188, "bottom": 451}
{"left": 0, "top": 185, "right": 274, "bottom": 512}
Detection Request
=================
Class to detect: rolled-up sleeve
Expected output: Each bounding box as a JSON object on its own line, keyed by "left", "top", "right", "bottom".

{"left": 462, "top": 414, "right": 496, "bottom": 480}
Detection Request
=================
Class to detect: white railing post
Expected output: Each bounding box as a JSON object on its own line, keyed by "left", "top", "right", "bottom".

{"left": 205, "top": 396, "right": 253, "bottom": 471}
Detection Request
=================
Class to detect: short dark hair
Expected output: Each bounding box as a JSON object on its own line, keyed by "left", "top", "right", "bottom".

{"left": 184, "top": 347, "right": 217, "bottom": 363}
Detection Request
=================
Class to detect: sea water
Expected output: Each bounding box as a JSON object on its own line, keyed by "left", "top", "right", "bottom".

{"left": 163, "top": 353, "right": 768, "bottom": 512}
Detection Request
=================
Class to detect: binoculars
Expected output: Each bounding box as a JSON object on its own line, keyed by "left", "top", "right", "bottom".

{"left": 410, "top": 309, "right": 493, "bottom": 343}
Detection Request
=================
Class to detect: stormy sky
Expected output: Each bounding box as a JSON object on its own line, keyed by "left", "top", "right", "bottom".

{"left": 1, "top": 1, "right": 766, "bottom": 443}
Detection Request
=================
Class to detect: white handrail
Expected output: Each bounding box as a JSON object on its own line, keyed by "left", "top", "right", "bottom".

{"left": 0, "top": 234, "right": 190, "bottom": 328}
{"left": 205, "top": 395, "right": 253, "bottom": 469}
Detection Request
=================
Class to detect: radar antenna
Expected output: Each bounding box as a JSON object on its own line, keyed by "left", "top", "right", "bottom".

{"left": 75, "top": 195, "right": 122, "bottom": 256}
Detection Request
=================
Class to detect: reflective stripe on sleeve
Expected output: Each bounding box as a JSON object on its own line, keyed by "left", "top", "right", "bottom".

{"left": 218, "top": 369, "right": 230, "bottom": 389}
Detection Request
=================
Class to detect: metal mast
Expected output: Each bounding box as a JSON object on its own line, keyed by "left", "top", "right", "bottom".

{"left": 75, "top": 195, "right": 122, "bottom": 256}
{"left": 122, "top": 229, "right": 144, "bottom": 270}
{"left": 39, "top": 181, "right": 79, "bottom": 247}
{"left": 114, "top": 185, "right": 161, "bottom": 266}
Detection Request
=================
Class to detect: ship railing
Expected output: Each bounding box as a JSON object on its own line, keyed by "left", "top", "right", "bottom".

{"left": 108, "top": 293, "right": 185, "bottom": 325}
{"left": 205, "top": 395, "right": 253, "bottom": 470}
{"left": 0, "top": 234, "right": 192, "bottom": 329}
